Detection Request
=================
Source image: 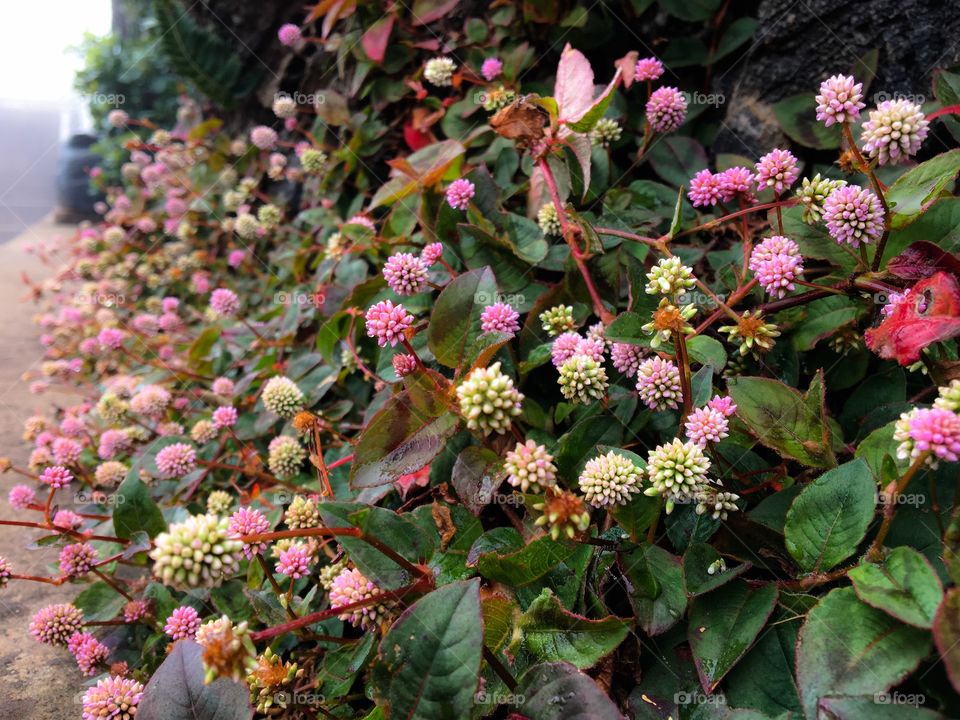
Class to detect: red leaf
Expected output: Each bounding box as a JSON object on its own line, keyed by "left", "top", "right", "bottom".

{"left": 361, "top": 15, "right": 394, "bottom": 63}
{"left": 616, "top": 50, "right": 639, "bottom": 88}
{"left": 403, "top": 122, "right": 434, "bottom": 151}
{"left": 886, "top": 240, "right": 960, "bottom": 279}
{"left": 865, "top": 271, "right": 960, "bottom": 365}
{"left": 411, "top": 0, "right": 459, "bottom": 25}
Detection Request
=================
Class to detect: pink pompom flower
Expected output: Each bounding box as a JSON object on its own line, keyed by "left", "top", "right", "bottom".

{"left": 9, "top": 484, "right": 36, "bottom": 508}
{"left": 278, "top": 23, "right": 302, "bottom": 47}
{"left": 755, "top": 149, "right": 799, "bottom": 195}
{"left": 164, "top": 605, "right": 201, "bottom": 639}
{"left": 421, "top": 242, "right": 444, "bottom": 265}
{"left": 717, "top": 166, "right": 756, "bottom": 202}
{"left": 209, "top": 288, "right": 239, "bottom": 316}
{"left": 250, "top": 125, "right": 278, "bottom": 150}
{"left": 480, "top": 302, "right": 520, "bottom": 334}
{"left": 822, "top": 185, "right": 884, "bottom": 247}
{"left": 634, "top": 57, "right": 664, "bottom": 82}
{"left": 687, "top": 169, "right": 722, "bottom": 207}
{"left": 277, "top": 543, "right": 312, "bottom": 579}
{"left": 228, "top": 506, "right": 271, "bottom": 558}
{"left": 68, "top": 632, "right": 109, "bottom": 676}
{"left": 392, "top": 353, "right": 418, "bottom": 378}
{"left": 685, "top": 406, "right": 730, "bottom": 447}
{"left": 646, "top": 87, "right": 687, "bottom": 133}
{"left": 155, "top": 442, "right": 196, "bottom": 478}
{"left": 40, "top": 465, "right": 73, "bottom": 488}
{"left": 708, "top": 395, "right": 737, "bottom": 417}
{"left": 59, "top": 543, "right": 98, "bottom": 576}
{"left": 749, "top": 235, "right": 804, "bottom": 298}
{"left": 212, "top": 406, "right": 238, "bottom": 429}
{"left": 815, "top": 74, "right": 865, "bottom": 126}
{"left": 383, "top": 252, "right": 429, "bottom": 296}
{"left": 81, "top": 676, "right": 143, "bottom": 720}
{"left": 610, "top": 343, "right": 643, "bottom": 376}
{"left": 445, "top": 179, "right": 475, "bottom": 211}
{"left": 365, "top": 300, "right": 414, "bottom": 347}
{"left": 481, "top": 57, "right": 503, "bottom": 81}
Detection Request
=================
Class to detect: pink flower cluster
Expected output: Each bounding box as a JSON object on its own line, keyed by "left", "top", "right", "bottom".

{"left": 481, "top": 57, "right": 503, "bottom": 81}
{"left": 68, "top": 631, "right": 109, "bottom": 676}
{"left": 634, "top": 57, "right": 664, "bottom": 82}
{"left": 749, "top": 235, "right": 804, "bottom": 298}
{"left": 815, "top": 74, "right": 864, "bottom": 126}
{"left": 646, "top": 87, "right": 687, "bottom": 133}
{"left": 687, "top": 167, "right": 756, "bottom": 207}
{"left": 210, "top": 288, "right": 240, "bottom": 316}
{"left": 155, "top": 442, "right": 197, "bottom": 478}
{"left": 164, "top": 605, "right": 201, "bottom": 639}
{"left": 445, "top": 178, "right": 475, "bottom": 211}
{"left": 480, "top": 302, "right": 520, "bottom": 335}
{"left": 277, "top": 543, "right": 312, "bottom": 579}
{"left": 822, "top": 185, "right": 884, "bottom": 246}
{"left": 365, "top": 300, "right": 414, "bottom": 347}
{"left": 383, "top": 252, "right": 428, "bottom": 295}
{"left": 754, "top": 149, "right": 799, "bottom": 195}
{"left": 684, "top": 396, "right": 737, "bottom": 447}
{"left": 906, "top": 408, "right": 960, "bottom": 463}
{"left": 228, "top": 506, "right": 272, "bottom": 558}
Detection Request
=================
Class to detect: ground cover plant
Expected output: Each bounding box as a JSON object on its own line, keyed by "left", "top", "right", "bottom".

{"left": 5, "top": 2, "right": 960, "bottom": 718}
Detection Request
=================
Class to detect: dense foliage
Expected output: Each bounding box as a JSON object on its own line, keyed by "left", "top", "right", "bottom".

{"left": 8, "top": 2, "right": 960, "bottom": 718}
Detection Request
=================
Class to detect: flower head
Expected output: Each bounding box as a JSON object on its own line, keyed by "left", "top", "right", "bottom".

{"left": 532, "top": 488, "right": 591, "bottom": 540}
{"left": 685, "top": 406, "right": 730, "bottom": 447}
{"left": 164, "top": 605, "right": 201, "bottom": 639}
{"left": 123, "top": 599, "right": 149, "bottom": 622}
{"left": 250, "top": 126, "right": 278, "bottom": 150}
{"left": 646, "top": 87, "right": 687, "bottom": 133}
{"left": 708, "top": 395, "right": 737, "bottom": 416}
{"left": 262, "top": 375, "right": 305, "bottom": 418}
{"left": 391, "top": 353, "right": 418, "bottom": 378}
{"left": 0, "top": 556, "right": 11, "bottom": 587}
{"left": 68, "top": 632, "right": 109, "bottom": 676}
{"left": 539, "top": 305, "right": 575, "bottom": 336}
{"left": 644, "top": 439, "right": 712, "bottom": 513}
{"left": 424, "top": 57, "right": 456, "bottom": 87}
{"left": 611, "top": 343, "right": 643, "bottom": 376}
{"left": 695, "top": 489, "right": 740, "bottom": 520}
{"left": 537, "top": 203, "right": 562, "bottom": 236}
{"left": 481, "top": 302, "right": 520, "bottom": 335}
{"left": 329, "top": 567, "right": 390, "bottom": 630}
{"left": 935, "top": 380, "right": 960, "bottom": 413}
{"left": 155, "top": 442, "right": 196, "bottom": 478}
{"left": 365, "top": 300, "right": 414, "bottom": 347}
{"left": 815, "top": 74, "right": 865, "bottom": 126}
{"left": 688, "top": 169, "right": 723, "bottom": 207}
{"left": 278, "top": 23, "right": 302, "bottom": 47}
{"left": 209, "top": 288, "right": 239, "bottom": 316}
{"left": 558, "top": 354, "right": 609, "bottom": 404}
{"left": 8, "top": 484, "right": 35, "bottom": 509}
{"left": 578, "top": 451, "right": 642, "bottom": 507}
{"left": 421, "top": 242, "right": 444, "bottom": 265}
{"left": 755, "top": 149, "right": 799, "bottom": 195}
{"left": 646, "top": 256, "right": 696, "bottom": 297}
{"left": 636, "top": 357, "right": 682, "bottom": 411}
{"left": 717, "top": 166, "right": 756, "bottom": 202}
{"left": 634, "top": 57, "right": 664, "bottom": 82}
{"left": 229, "top": 506, "right": 271, "bottom": 558}
{"left": 590, "top": 118, "right": 622, "bottom": 147}
{"left": 749, "top": 235, "right": 804, "bottom": 298}
{"left": 445, "top": 178, "right": 475, "bottom": 211}
{"left": 504, "top": 440, "right": 557, "bottom": 492}
{"left": 383, "top": 253, "right": 429, "bottom": 296}
{"left": 59, "top": 543, "right": 98, "bottom": 576}
{"left": 30, "top": 603, "right": 83, "bottom": 645}
{"left": 798, "top": 174, "right": 846, "bottom": 224}
{"left": 895, "top": 407, "right": 960, "bottom": 467}
{"left": 861, "top": 99, "right": 929, "bottom": 165}
{"left": 40, "top": 465, "right": 73, "bottom": 488}
{"left": 150, "top": 514, "right": 243, "bottom": 589}
{"left": 277, "top": 543, "right": 312, "bottom": 579}
{"left": 822, "top": 184, "right": 884, "bottom": 247}
{"left": 81, "top": 675, "right": 143, "bottom": 720}
{"left": 719, "top": 310, "right": 780, "bottom": 355}
{"left": 456, "top": 362, "right": 524, "bottom": 435}
{"left": 481, "top": 57, "right": 503, "bottom": 81}
{"left": 285, "top": 495, "right": 321, "bottom": 529}
{"left": 268, "top": 436, "right": 306, "bottom": 478}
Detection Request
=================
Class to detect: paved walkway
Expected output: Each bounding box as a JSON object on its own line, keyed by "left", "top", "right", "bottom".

{"left": 0, "top": 217, "right": 85, "bottom": 715}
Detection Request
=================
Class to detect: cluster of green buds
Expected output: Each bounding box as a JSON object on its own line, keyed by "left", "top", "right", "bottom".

{"left": 590, "top": 118, "right": 622, "bottom": 147}
{"left": 206, "top": 490, "right": 233, "bottom": 515}
{"left": 797, "top": 174, "right": 846, "bottom": 224}
{"left": 537, "top": 203, "right": 562, "bottom": 236}
{"left": 456, "top": 362, "right": 524, "bottom": 435}
{"left": 150, "top": 514, "right": 243, "bottom": 589}
{"left": 642, "top": 297, "right": 697, "bottom": 348}
{"left": 483, "top": 86, "right": 516, "bottom": 112}
{"left": 300, "top": 148, "right": 328, "bottom": 174}
{"left": 645, "top": 256, "right": 696, "bottom": 297}
{"left": 719, "top": 310, "right": 780, "bottom": 356}
{"left": 285, "top": 494, "right": 321, "bottom": 529}
{"left": 539, "top": 305, "right": 575, "bottom": 336}
{"left": 247, "top": 647, "right": 304, "bottom": 714}
{"left": 558, "top": 355, "right": 609, "bottom": 404}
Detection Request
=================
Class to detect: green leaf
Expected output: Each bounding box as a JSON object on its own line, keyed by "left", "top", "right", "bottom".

{"left": 689, "top": 580, "right": 778, "bottom": 692}
{"left": 725, "top": 610, "right": 803, "bottom": 716}
{"left": 933, "top": 588, "right": 960, "bottom": 693}
{"left": 113, "top": 473, "right": 166, "bottom": 539}
{"left": 73, "top": 581, "right": 128, "bottom": 622}
{"left": 350, "top": 391, "right": 459, "bottom": 489}
{"left": 369, "top": 139, "right": 465, "bottom": 209}
{"left": 622, "top": 543, "right": 686, "bottom": 635}
{"left": 517, "top": 662, "right": 622, "bottom": 719}
{"left": 371, "top": 580, "right": 483, "bottom": 720}
{"left": 817, "top": 697, "right": 942, "bottom": 719}
{"left": 609, "top": 492, "right": 660, "bottom": 542}
{"left": 710, "top": 17, "right": 757, "bottom": 63}
{"left": 647, "top": 136, "right": 707, "bottom": 188}
{"left": 603, "top": 311, "right": 646, "bottom": 344}
{"left": 667, "top": 184, "right": 684, "bottom": 239}
{"left": 849, "top": 546, "right": 944, "bottom": 628}
{"left": 517, "top": 590, "right": 629, "bottom": 669}
{"left": 317, "top": 635, "right": 376, "bottom": 700}
{"left": 188, "top": 327, "right": 220, "bottom": 370}
{"left": 428, "top": 267, "right": 498, "bottom": 368}
{"left": 473, "top": 535, "right": 579, "bottom": 586}
{"left": 727, "top": 375, "right": 836, "bottom": 468}
{"left": 319, "top": 502, "right": 433, "bottom": 590}
{"left": 797, "top": 587, "right": 931, "bottom": 720}
{"left": 784, "top": 459, "right": 875, "bottom": 573}
{"left": 138, "top": 641, "right": 253, "bottom": 720}
{"left": 687, "top": 335, "right": 727, "bottom": 370}
{"left": 886, "top": 149, "right": 960, "bottom": 229}
{"left": 683, "top": 542, "right": 749, "bottom": 596}
{"left": 791, "top": 296, "right": 861, "bottom": 351}
{"left": 451, "top": 445, "right": 506, "bottom": 515}
{"left": 657, "top": 0, "right": 721, "bottom": 22}
{"left": 773, "top": 94, "right": 842, "bottom": 149}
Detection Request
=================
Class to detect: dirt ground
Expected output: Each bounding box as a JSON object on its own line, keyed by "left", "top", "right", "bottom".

{"left": 0, "top": 217, "right": 88, "bottom": 716}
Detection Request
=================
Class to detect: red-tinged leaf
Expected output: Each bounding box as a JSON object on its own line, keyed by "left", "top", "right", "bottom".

{"left": 934, "top": 588, "right": 960, "bottom": 693}
{"left": 555, "top": 43, "right": 595, "bottom": 124}
{"left": 361, "top": 15, "right": 394, "bottom": 63}
{"left": 403, "top": 122, "right": 433, "bottom": 151}
{"left": 865, "top": 271, "right": 960, "bottom": 365}
{"left": 616, "top": 50, "right": 640, "bottom": 88}
{"left": 411, "top": 0, "right": 459, "bottom": 25}
{"left": 886, "top": 240, "right": 960, "bottom": 279}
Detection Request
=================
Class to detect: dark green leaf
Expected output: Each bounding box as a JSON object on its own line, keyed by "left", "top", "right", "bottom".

{"left": 517, "top": 662, "right": 622, "bottom": 719}
{"left": 849, "top": 546, "right": 944, "bottom": 628}
{"left": 427, "top": 267, "right": 498, "bottom": 368}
